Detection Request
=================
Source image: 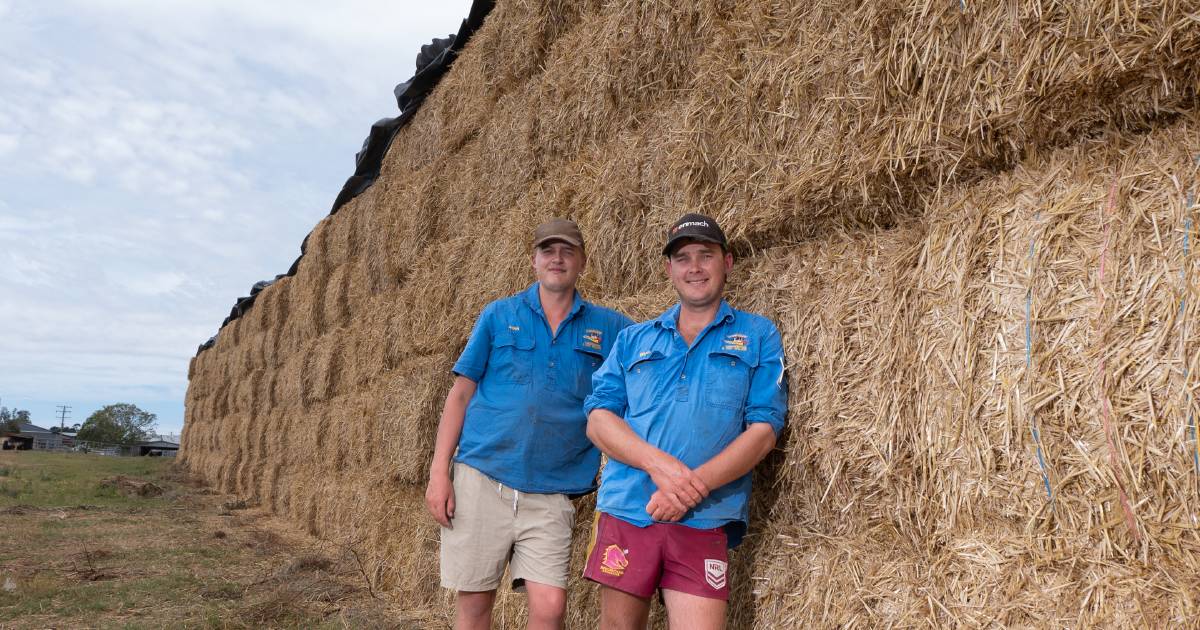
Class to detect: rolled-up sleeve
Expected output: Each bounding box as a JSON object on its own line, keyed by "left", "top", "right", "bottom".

{"left": 745, "top": 324, "right": 787, "bottom": 434}
{"left": 452, "top": 303, "right": 494, "bottom": 382}
{"left": 584, "top": 328, "right": 630, "bottom": 417}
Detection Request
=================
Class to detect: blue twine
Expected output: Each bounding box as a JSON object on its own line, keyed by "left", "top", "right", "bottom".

{"left": 1182, "top": 215, "right": 1191, "bottom": 318}
{"left": 1187, "top": 204, "right": 1199, "bottom": 476}
{"left": 1025, "top": 214, "right": 1053, "bottom": 501}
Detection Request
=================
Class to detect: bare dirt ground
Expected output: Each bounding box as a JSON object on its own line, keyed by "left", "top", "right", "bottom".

{"left": 0, "top": 451, "right": 424, "bottom": 629}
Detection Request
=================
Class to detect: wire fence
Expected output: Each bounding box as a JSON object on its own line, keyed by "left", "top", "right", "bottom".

{"left": 3, "top": 434, "right": 180, "bottom": 457}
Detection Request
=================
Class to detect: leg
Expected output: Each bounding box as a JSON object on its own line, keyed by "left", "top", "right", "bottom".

{"left": 524, "top": 580, "right": 567, "bottom": 630}
{"left": 455, "top": 589, "right": 497, "bottom": 630}
{"left": 441, "top": 464, "right": 516, "bottom": 629}
{"left": 662, "top": 588, "right": 727, "bottom": 630}
{"left": 599, "top": 585, "right": 651, "bottom": 630}
{"left": 509, "top": 492, "right": 573, "bottom": 629}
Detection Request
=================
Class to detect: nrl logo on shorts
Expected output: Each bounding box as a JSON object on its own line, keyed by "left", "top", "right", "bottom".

{"left": 721, "top": 333, "right": 749, "bottom": 352}
{"left": 600, "top": 544, "right": 629, "bottom": 577}
{"left": 582, "top": 329, "right": 603, "bottom": 350}
{"left": 704, "top": 558, "right": 727, "bottom": 589}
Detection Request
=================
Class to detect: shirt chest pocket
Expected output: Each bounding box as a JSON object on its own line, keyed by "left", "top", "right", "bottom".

{"left": 491, "top": 331, "right": 535, "bottom": 384}
{"left": 624, "top": 351, "right": 668, "bottom": 417}
{"left": 573, "top": 346, "right": 605, "bottom": 399}
{"left": 704, "top": 350, "right": 755, "bottom": 410}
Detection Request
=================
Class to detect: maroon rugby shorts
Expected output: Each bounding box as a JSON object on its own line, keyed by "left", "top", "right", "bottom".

{"left": 583, "top": 511, "right": 729, "bottom": 600}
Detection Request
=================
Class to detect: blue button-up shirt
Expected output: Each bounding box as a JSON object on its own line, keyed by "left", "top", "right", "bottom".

{"left": 584, "top": 301, "right": 787, "bottom": 545}
{"left": 453, "top": 283, "right": 633, "bottom": 494}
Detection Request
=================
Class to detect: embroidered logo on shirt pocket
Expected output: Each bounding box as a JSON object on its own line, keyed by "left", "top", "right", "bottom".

{"left": 704, "top": 350, "right": 752, "bottom": 409}
{"left": 492, "top": 332, "right": 535, "bottom": 383}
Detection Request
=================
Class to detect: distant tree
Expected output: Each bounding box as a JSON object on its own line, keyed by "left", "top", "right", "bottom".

{"left": 77, "top": 404, "right": 157, "bottom": 446}
{"left": 0, "top": 407, "right": 31, "bottom": 433}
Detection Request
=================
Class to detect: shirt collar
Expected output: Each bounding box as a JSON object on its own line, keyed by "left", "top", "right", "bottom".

{"left": 522, "top": 282, "right": 585, "bottom": 319}
{"left": 655, "top": 300, "right": 735, "bottom": 331}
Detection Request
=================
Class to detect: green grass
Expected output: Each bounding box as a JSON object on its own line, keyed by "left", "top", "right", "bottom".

{"left": 0, "top": 451, "right": 393, "bottom": 630}
{"left": 0, "top": 451, "right": 172, "bottom": 508}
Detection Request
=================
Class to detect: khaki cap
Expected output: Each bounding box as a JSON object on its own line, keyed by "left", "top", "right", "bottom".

{"left": 533, "top": 218, "right": 584, "bottom": 249}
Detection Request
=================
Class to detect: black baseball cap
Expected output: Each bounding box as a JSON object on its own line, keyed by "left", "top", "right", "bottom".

{"left": 662, "top": 213, "right": 728, "bottom": 256}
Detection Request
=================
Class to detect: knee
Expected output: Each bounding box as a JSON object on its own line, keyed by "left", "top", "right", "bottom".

{"left": 528, "top": 588, "right": 567, "bottom": 623}
{"left": 457, "top": 590, "right": 496, "bottom": 620}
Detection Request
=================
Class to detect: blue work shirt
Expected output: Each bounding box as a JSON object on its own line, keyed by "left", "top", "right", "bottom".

{"left": 453, "top": 283, "right": 633, "bottom": 494}
{"left": 584, "top": 301, "right": 787, "bottom": 546}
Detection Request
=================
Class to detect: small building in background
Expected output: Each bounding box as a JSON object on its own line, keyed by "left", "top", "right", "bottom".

{"left": 2, "top": 423, "right": 64, "bottom": 450}
{"left": 136, "top": 439, "right": 180, "bottom": 457}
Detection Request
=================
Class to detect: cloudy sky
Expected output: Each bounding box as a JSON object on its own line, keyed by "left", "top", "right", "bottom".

{"left": 0, "top": 0, "right": 472, "bottom": 436}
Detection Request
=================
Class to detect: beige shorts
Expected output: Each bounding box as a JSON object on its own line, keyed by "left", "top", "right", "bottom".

{"left": 440, "top": 462, "right": 576, "bottom": 592}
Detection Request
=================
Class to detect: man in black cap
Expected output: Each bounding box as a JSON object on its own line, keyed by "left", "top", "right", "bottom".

{"left": 426, "top": 218, "right": 633, "bottom": 630}
{"left": 582, "top": 213, "right": 789, "bottom": 629}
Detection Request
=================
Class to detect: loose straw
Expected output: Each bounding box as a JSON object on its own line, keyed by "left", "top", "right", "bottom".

{"left": 1024, "top": 212, "right": 1053, "bottom": 501}
{"left": 1095, "top": 174, "right": 1141, "bottom": 542}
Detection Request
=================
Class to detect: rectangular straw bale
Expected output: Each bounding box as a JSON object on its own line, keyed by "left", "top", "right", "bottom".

{"left": 239, "top": 407, "right": 278, "bottom": 504}
{"left": 358, "top": 486, "right": 449, "bottom": 622}
{"left": 341, "top": 314, "right": 387, "bottom": 392}
{"left": 275, "top": 346, "right": 307, "bottom": 409}
{"left": 323, "top": 200, "right": 359, "bottom": 270}
{"left": 345, "top": 258, "right": 374, "bottom": 322}
{"left": 322, "top": 263, "right": 351, "bottom": 331}
{"left": 387, "top": 236, "right": 516, "bottom": 356}
{"left": 228, "top": 367, "right": 259, "bottom": 416}
{"left": 367, "top": 176, "right": 441, "bottom": 293}
{"left": 290, "top": 261, "right": 332, "bottom": 341}
{"left": 319, "top": 393, "right": 365, "bottom": 475}
{"left": 376, "top": 353, "right": 456, "bottom": 484}
{"left": 297, "top": 215, "right": 333, "bottom": 278}
{"left": 300, "top": 334, "right": 344, "bottom": 407}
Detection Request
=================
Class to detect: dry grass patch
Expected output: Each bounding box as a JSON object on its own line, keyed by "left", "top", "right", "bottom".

{"left": 0, "top": 451, "right": 413, "bottom": 629}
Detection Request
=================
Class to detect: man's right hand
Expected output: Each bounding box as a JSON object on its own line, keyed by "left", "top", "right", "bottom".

{"left": 425, "top": 470, "right": 455, "bottom": 528}
{"left": 646, "top": 453, "right": 709, "bottom": 510}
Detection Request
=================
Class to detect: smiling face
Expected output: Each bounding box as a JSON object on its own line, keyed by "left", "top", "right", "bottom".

{"left": 665, "top": 240, "right": 732, "bottom": 310}
{"left": 532, "top": 240, "right": 585, "bottom": 293}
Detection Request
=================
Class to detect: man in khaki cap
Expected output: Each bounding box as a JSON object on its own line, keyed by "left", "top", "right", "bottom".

{"left": 426, "top": 218, "right": 633, "bottom": 629}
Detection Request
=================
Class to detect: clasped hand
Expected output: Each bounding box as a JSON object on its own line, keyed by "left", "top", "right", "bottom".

{"left": 645, "top": 455, "right": 708, "bottom": 522}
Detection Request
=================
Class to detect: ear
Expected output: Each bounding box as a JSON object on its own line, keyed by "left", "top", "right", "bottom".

{"left": 723, "top": 251, "right": 733, "bottom": 272}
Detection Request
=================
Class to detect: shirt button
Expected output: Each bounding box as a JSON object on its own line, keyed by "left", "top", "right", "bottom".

{"left": 680, "top": 374, "right": 686, "bottom": 380}
{"left": 549, "top": 362, "right": 556, "bottom": 368}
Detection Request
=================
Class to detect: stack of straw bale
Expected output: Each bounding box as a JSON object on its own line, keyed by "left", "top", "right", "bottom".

{"left": 184, "top": 1, "right": 1200, "bottom": 626}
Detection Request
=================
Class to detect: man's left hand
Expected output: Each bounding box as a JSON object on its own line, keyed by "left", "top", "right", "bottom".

{"left": 646, "top": 490, "right": 687, "bottom": 522}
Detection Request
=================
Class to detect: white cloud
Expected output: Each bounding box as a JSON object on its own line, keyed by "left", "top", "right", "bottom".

{"left": 0, "top": 0, "right": 475, "bottom": 431}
